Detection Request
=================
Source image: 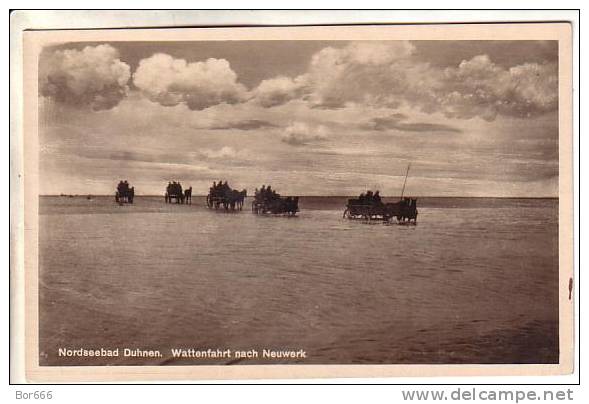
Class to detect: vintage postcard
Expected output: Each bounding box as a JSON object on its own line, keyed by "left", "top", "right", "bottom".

{"left": 15, "top": 22, "right": 573, "bottom": 381}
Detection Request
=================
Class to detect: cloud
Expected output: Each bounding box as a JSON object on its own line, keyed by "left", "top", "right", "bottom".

{"left": 133, "top": 53, "right": 248, "bottom": 110}
{"left": 40, "top": 44, "right": 131, "bottom": 111}
{"left": 199, "top": 146, "right": 242, "bottom": 159}
{"left": 73, "top": 148, "right": 201, "bottom": 168}
{"left": 40, "top": 40, "right": 558, "bottom": 124}
{"left": 362, "top": 114, "right": 462, "bottom": 133}
{"left": 433, "top": 55, "right": 558, "bottom": 120}
{"left": 250, "top": 42, "right": 558, "bottom": 121}
{"left": 303, "top": 41, "right": 417, "bottom": 109}
{"left": 252, "top": 76, "right": 308, "bottom": 107}
{"left": 208, "top": 119, "right": 278, "bottom": 131}
{"left": 281, "top": 122, "right": 329, "bottom": 146}
{"left": 73, "top": 145, "right": 248, "bottom": 167}
{"left": 249, "top": 42, "right": 415, "bottom": 109}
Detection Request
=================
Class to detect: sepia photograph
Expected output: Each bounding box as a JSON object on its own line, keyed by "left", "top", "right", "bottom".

{"left": 16, "top": 20, "right": 574, "bottom": 380}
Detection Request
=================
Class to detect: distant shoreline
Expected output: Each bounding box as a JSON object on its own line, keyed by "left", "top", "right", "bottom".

{"left": 40, "top": 195, "right": 559, "bottom": 199}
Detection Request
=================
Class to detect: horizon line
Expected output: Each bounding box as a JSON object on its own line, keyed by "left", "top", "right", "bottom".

{"left": 40, "top": 194, "right": 559, "bottom": 199}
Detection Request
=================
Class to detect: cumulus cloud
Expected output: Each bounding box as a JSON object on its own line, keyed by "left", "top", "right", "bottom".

{"left": 43, "top": 41, "right": 557, "bottom": 122}
{"left": 133, "top": 53, "right": 248, "bottom": 110}
{"left": 361, "top": 114, "right": 462, "bottom": 133}
{"left": 307, "top": 44, "right": 557, "bottom": 119}
{"left": 434, "top": 55, "right": 558, "bottom": 120}
{"left": 249, "top": 42, "right": 415, "bottom": 109}
{"left": 250, "top": 41, "right": 558, "bottom": 121}
{"left": 303, "top": 41, "right": 417, "bottom": 109}
{"left": 40, "top": 44, "right": 131, "bottom": 111}
{"left": 252, "top": 76, "right": 308, "bottom": 107}
{"left": 281, "top": 122, "right": 329, "bottom": 146}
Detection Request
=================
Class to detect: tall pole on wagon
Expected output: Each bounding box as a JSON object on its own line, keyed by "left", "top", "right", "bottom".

{"left": 400, "top": 163, "right": 411, "bottom": 200}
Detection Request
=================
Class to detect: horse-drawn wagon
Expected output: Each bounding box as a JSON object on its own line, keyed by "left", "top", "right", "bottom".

{"left": 165, "top": 182, "right": 192, "bottom": 204}
{"left": 343, "top": 196, "right": 418, "bottom": 223}
{"left": 206, "top": 181, "right": 246, "bottom": 211}
{"left": 343, "top": 164, "right": 418, "bottom": 223}
{"left": 115, "top": 180, "right": 134, "bottom": 204}
{"left": 251, "top": 186, "right": 299, "bottom": 216}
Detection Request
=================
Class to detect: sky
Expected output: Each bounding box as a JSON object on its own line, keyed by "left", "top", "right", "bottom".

{"left": 38, "top": 40, "right": 559, "bottom": 197}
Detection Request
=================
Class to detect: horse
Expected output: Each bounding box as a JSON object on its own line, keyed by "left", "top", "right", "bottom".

{"left": 382, "top": 198, "right": 418, "bottom": 223}
{"left": 223, "top": 189, "right": 247, "bottom": 211}
{"left": 398, "top": 198, "right": 418, "bottom": 223}
{"left": 184, "top": 187, "right": 192, "bottom": 205}
{"left": 285, "top": 196, "right": 299, "bottom": 215}
{"left": 234, "top": 189, "right": 247, "bottom": 210}
{"left": 274, "top": 196, "right": 299, "bottom": 215}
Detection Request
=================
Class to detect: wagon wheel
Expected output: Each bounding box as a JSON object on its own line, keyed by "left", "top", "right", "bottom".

{"left": 366, "top": 209, "right": 373, "bottom": 221}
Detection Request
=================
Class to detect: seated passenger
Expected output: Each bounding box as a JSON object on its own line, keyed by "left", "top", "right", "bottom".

{"left": 260, "top": 185, "right": 266, "bottom": 199}
{"left": 373, "top": 191, "right": 382, "bottom": 205}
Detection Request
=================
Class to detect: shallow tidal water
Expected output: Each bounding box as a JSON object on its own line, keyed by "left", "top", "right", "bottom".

{"left": 39, "top": 196, "right": 559, "bottom": 365}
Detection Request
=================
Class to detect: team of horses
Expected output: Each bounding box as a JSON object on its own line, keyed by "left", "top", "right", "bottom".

{"left": 207, "top": 186, "right": 247, "bottom": 211}
{"left": 115, "top": 181, "right": 418, "bottom": 223}
{"left": 344, "top": 196, "right": 418, "bottom": 223}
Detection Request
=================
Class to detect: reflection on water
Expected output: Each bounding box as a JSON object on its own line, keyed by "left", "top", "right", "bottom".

{"left": 39, "top": 196, "right": 559, "bottom": 365}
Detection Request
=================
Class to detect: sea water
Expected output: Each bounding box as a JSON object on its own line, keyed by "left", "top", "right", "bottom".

{"left": 39, "top": 196, "right": 559, "bottom": 365}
